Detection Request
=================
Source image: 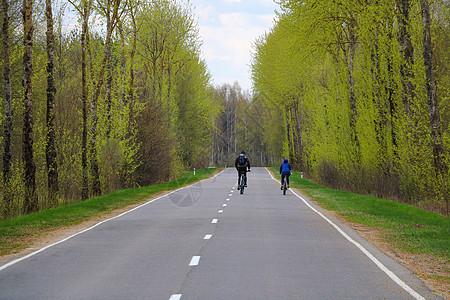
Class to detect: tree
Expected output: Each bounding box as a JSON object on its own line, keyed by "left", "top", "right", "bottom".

{"left": 46, "top": 0, "right": 59, "bottom": 205}
{"left": 2, "top": 0, "right": 12, "bottom": 199}
{"left": 420, "top": 0, "right": 445, "bottom": 176}
{"left": 69, "top": 0, "right": 94, "bottom": 200}
{"left": 89, "top": 0, "right": 124, "bottom": 196}
{"left": 397, "top": 0, "right": 415, "bottom": 114}
{"left": 22, "top": 0, "right": 37, "bottom": 213}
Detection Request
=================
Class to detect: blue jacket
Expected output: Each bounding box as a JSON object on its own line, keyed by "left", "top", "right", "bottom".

{"left": 280, "top": 162, "right": 291, "bottom": 175}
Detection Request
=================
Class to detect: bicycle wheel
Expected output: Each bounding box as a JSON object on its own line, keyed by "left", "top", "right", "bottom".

{"left": 240, "top": 175, "right": 244, "bottom": 194}
{"left": 282, "top": 176, "right": 287, "bottom": 195}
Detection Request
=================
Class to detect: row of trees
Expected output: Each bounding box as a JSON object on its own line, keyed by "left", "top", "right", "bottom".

{"left": 251, "top": 0, "right": 449, "bottom": 213}
{"left": 210, "top": 82, "right": 274, "bottom": 168}
{"left": 0, "top": 0, "right": 221, "bottom": 219}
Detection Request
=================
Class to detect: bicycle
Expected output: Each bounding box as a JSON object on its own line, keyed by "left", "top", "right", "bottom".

{"left": 239, "top": 172, "right": 246, "bottom": 194}
{"left": 282, "top": 174, "right": 288, "bottom": 195}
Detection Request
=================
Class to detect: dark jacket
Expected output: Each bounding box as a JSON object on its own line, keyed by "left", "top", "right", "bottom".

{"left": 235, "top": 154, "right": 250, "bottom": 171}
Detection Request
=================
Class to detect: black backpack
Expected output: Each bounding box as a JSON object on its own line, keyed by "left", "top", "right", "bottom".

{"left": 238, "top": 155, "right": 246, "bottom": 166}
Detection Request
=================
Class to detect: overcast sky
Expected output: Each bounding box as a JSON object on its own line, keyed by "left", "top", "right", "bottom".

{"left": 189, "top": 0, "right": 279, "bottom": 91}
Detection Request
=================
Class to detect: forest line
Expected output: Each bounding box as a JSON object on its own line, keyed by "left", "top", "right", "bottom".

{"left": 1, "top": 0, "right": 449, "bottom": 219}
{"left": 1, "top": 0, "right": 264, "bottom": 219}
{"left": 250, "top": 0, "right": 449, "bottom": 214}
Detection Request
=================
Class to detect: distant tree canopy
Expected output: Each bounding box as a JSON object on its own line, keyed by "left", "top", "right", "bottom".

{"left": 251, "top": 0, "right": 449, "bottom": 213}
{"left": 0, "top": 0, "right": 222, "bottom": 219}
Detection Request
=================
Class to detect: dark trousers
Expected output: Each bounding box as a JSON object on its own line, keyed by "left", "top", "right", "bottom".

{"left": 237, "top": 169, "right": 247, "bottom": 186}
{"left": 281, "top": 172, "right": 290, "bottom": 186}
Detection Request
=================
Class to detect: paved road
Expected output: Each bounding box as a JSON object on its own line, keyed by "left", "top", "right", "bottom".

{"left": 0, "top": 168, "right": 438, "bottom": 299}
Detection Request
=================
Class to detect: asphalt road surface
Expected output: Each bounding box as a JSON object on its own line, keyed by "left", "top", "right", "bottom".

{"left": 0, "top": 168, "right": 439, "bottom": 299}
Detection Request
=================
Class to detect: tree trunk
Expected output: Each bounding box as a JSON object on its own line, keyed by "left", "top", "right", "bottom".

{"left": 285, "top": 109, "right": 294, "bottom": 164}
{"left": 46, "top": 0, "right": 58, "bottom": 206}
{"left": 80, "top": 0, "right": 92, "bottom": 200}
{"left": 420, "top": 0, "right": 446, "bottom": 176}
{"left": 348, "top": 28, "right": 357, "bottom": 141}
{"left": 293, "top": 102, "right": 303, "bottom": 171}
{"left": 89, "top": 0, "right": 121, "bottom": 196}
{"left": 397, "top": 0, "right": 415, "bottom": 114}
{"left": 2, "top": 0, "right": 11, "bottom": 182}
{"left": 22, "top": 0, "right": 37, "bottom": 213}
{"left": 128, "top": 5, "right": 137, "bottom": 133}
{"left": 118, "top": 21, "right": 125, "bottom": 109}
{"left": 2, "top": 0, "right": 12, "bottom": 215}
{"left": 105, "top": 11, "right": 112, "bottom": 138}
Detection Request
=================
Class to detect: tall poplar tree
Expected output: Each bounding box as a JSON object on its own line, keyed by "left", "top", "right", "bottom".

{"left": 420, "top": 0, "right": 445, "bottom": 176}
{"left": 2, "top": 0, "right": 12, "bottom": 214}
{"left": 46, "top": 0, "right": 59, "bottom": 204}
{"left": 22, "top": 0, "right": 37, "bottom": 213}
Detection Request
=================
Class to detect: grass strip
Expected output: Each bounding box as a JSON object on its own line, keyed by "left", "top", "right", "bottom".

{"left": 270, "top": 167, "right": 449, "bottom": 259}
{"left": 0, "top": 168, "right": 220, "bottom": 256}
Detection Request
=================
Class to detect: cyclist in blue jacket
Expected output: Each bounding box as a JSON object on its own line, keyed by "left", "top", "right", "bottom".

{"left": 280, "top": 158, "right": 291, "bottom": 189}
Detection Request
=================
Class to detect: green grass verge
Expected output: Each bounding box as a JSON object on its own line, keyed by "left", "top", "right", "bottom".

{"left": 0, "top": 168, "right": 220, "bottom": 256}
{"left": 271, "top": 168, "right": 449, "bottom": 259}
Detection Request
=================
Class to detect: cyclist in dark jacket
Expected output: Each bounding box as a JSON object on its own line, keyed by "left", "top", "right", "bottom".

{"left": 235, "top": 151, "right": 251, "bottom": 189}
{"left": 280, "top": 158, "right": 291, "bottom": 189}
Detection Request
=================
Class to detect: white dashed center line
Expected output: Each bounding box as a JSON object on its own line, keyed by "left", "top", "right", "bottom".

{"left": 204, "top": 234, "right": 212, "bottom": 240}
{"left": 226, "top": 198, "right": 230, "bottom": 201}
{"left": 169, "top": 294, "right": 182, "bottom": 300}
{"left": 189, "top": 256, "right": 201, "bottom": 266}
{"left": 212, "top": 219, "right": 218, "bottom": 224}
{"left": 223, "top": 204, "right": 227, "bottom": 207}
{"left": 218, "top": 210, "right": 223, "bottom": 213}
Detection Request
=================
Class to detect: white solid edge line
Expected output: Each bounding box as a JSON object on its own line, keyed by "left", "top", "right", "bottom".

{"left": 0, "top": 169, "right": 227, "bottom": 272}
{"left": 169, "top": 294, "right": 182, "bottom": 300}
{"left": 189, "top": 256, "right": 201, "bottom": 266}
{"left": 264, "top": 168, "right": 425, "bottom": 300}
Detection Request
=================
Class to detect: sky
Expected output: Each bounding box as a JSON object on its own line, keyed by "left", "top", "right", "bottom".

{"left": 63, "top": 0, "right": 279, "bottom": 92}
{"left": 189, "top": 0, "right": 279, "bottom": 91}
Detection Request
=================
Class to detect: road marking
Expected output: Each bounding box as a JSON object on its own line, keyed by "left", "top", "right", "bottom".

{"left": 189, "top": 256, "right": 201, "bottom": 266}
{"left": 212, "top": 219, "right": 218, "bottom": 224}
{"left": 228, "top": 194, "right": 232, "bottom": 196}
{"left": 265, "top": 168, "right": 425, "bottom": 300}
{"left": 226, "top": 198, "right": 230, "bottom": 201}
{"left": 169, "top": 294, "right": 182, "bottom": 300}
{"left": 218, "top": 210, "right": 223, "bottom": 213}
{"left": 230, "top": 190, "right": 234, "bottom": 193}
{"left": 0, "top": 169, "right": 229, "bottom": 272}
{"left": 223, "top": 204, "right": 227, "bottom": 207}
{"left": 204, "top": 234, "right": 212, "bottom": 240}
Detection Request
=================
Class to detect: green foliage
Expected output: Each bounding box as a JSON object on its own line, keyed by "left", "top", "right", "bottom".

{"left": 133, "top": 0, "right": 220, "bottom": 181}
{"left": 253, "top": 1, "right": 450, "bottom": 213}
{"left": 0, "top": 0, "right": 220, "bottom": 219}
